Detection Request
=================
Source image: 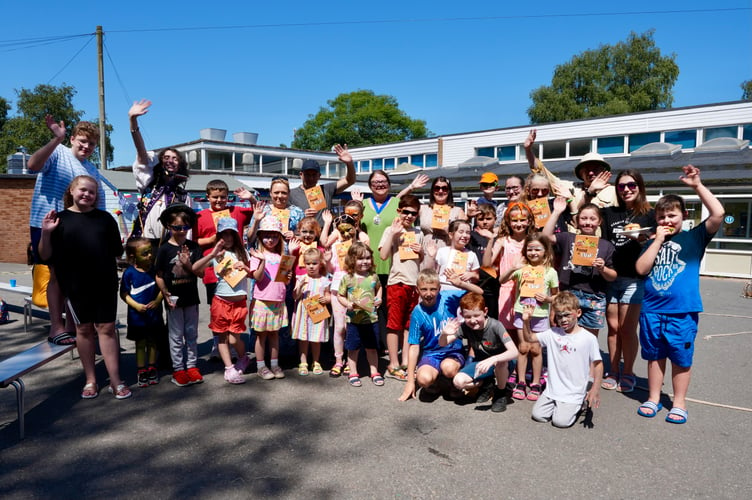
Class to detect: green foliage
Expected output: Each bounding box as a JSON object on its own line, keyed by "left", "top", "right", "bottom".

{"left": 742, "top": 80, "right": 752, "bottom": 100}
{"left": 292, "top": 90, "right": 430, "bottom": 150}
{"left": 0, "top": 83, "right": 113, "bottom": 172}
{"left": 527, "top": 30, "right": 679, "bottom": 124}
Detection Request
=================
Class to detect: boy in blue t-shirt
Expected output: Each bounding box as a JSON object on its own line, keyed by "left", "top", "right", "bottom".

{"left": 635, "top": 165, "right": 724, "bottom": 425}
{"left": 398, "top": 269, "right": 482, "bottom": 402}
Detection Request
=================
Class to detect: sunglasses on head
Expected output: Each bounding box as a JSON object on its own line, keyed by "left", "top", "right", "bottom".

{"left": 617, "top": 182, "right": 638, "bottom": 191}
{"left": 271, "top": 175, "right": 288, "bottom": 182}
{"left": 335, "top": 214, "right": 357, "bottom": 226}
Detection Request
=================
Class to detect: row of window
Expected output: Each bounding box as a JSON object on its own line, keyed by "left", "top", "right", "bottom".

{"left": 357, "top": 153, "right": 438, "bottom": 173}
{"left": 184, "top": 150, "right": 346, "bottom": 178}
{"left": 476, "top": 124, "right": 752, "bottom": 161}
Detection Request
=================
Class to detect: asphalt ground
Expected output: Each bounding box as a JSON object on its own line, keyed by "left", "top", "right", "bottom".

{"left": 1, "top": 262, "right": 751, "bottom": 499}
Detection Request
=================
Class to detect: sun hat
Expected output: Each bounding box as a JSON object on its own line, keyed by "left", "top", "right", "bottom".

{"left": 574, "top": 152, "right": 611, "bottom": 180}
{"left": 216, "top": 217, "right": 239, "bottom": 234}
{"left": 479, "top": 172, "right": 499, "bottom": 184}
{"left": 159, "top": 203, "right": 197, "bottom": 227}
{"left": 257, "top": 216, "right": 283, "bottom": 234}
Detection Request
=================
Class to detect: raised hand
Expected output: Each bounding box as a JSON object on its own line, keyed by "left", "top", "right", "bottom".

{"left": 128, "top": 99, "right": 152, "bottom": 118}
{"left": 45, "top": 115, "right": 66, "bottom": 141}
{"left": 679, "top": 165, "right": 701, "bottom": 188}
{"left": 411, "top": 173, "right": 430, "bottom": 190}
{"left": 524, "top": 129, "right": 537, "bottom": 149}
{"left": 588, "top": 170, "right": 612, "bottom": 193}
{"left": 350, "top": 188, "right": 364, "bottom": 202}
{"left": 333, "top": 143, "right": 352, "bottom": 164}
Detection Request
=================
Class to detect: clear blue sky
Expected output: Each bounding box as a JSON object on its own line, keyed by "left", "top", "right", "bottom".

{"left": 1, "top": 1, "right": 750, "bottom": 168}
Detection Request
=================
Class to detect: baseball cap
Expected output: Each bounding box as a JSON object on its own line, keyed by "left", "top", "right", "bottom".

{"left": 301, "top": 159, "right": 321, "bottom": 173}
{"left": 479, "top": 172, "right": 498, "bottom": 184}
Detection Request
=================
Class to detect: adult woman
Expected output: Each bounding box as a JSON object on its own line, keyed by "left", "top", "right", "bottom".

{"left": 600, "top": 170, "right": 655, "bottom": 393}
{"left": 129, "top": 100, "right": 190, "bottom": 244}
{"left": 247, "top": 176, "right": 305, "bottom": 242}
{"left": 494, "top": 175, "right": 524, "bottom": 224}
{"left": 520, "top": 173, "right": 568, "bottom": 233}
{"left": 418, "top": 177, "right": 466, "bottom": 251}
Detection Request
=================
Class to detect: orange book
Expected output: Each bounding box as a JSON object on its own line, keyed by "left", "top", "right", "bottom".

{"left": 571, "top": 235, "right": 599, "bottom": 266}
{"left": 431, "top": 205, "right": 451, "bottom": 231}
{"left": 449, "top": 249, "right": 469, "bottom": 274}
{"left": 214, "top": 255, "right": 247, "bottom": 289}
{"left": 304, "top": 186, "right": 327, "bottom": 212}
{"left": 275, "top": 255, "right": 296, "bottom": 282}
{"left": 519, "top": 265, "right": 546, "bottom": 298}
{"left": 398, "top": 230, "right": 419, "bottom": 260}
{"left": 271, "top": 208, "right": 291, "bottom": 232}
{"left": 298, "top": 241, "right": 317, "bottom": 267}
{"left": 337, "top": 240, "right": 352, "bottom": 269}
{"left": 528, "top": 197, "right": 551, "bottom": 229}
{"left": 304, "top": 295, "right": 331, "bottom": 323}
{"left": 211, "top": 209, "right": 231, "bottom": 227}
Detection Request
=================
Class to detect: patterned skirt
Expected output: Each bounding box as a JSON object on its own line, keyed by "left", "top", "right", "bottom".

{"left": 250, "top": 299, "right": 288, "bottom": 332}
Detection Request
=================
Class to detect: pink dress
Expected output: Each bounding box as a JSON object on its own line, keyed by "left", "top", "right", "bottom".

{"left": 498, "top": 236, "right": 524, "bottom": 330}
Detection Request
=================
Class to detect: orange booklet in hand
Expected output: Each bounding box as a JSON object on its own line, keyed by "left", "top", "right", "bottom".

{"left": 304, "top": 186, "right": 327, "bottom": 212}
{"left": 528, "top": 197, "right": 551, "bottom": 229}
{"left": 519, "top": 265, "right": 546, "bottom": 298}
{"left": 271, "top": 208, "right": 290, "bottom": 232}
{"left": 337, "top": 240, "right": 352, "bottom": 269}
{"left": 431, "top": 205, "right": 451, "bottom": 231}
{"left": 211, "top": 209, "right": 231, "bottom": 227}
{"left": 398, "top": 230, "right": 419, "bottom": 260}
{"left": 275, "top": 255, "right": 296, "bottom": 282}
{"left": 449, "top": 249, "right": 469, "bottom": 274}
{"left": 304, "top": 295, "right": 331, "bottom": 323}
{"left": 215, "top": 255, "right": 247, "bottom": 289}
{"left": 571, "top": 235, "right": 599, "bottom": 266}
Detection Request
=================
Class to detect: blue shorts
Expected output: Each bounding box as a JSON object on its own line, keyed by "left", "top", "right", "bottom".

{"left": 345, "top": 322, "right": 380, "bottom": 351}
{"left": 607, "top": 277, "right": 644, "bottom": 305}
{"left": 639, "top": 312, "right": 699, "bottom": 367}
{"left": 570, "top": 289, "right": 606, "bottom": 330}
{"left": 459, "top": 361, "right": 495, "bottom": 381}
{"left": 418, "top": 350, "right": 465, "bottom": 372}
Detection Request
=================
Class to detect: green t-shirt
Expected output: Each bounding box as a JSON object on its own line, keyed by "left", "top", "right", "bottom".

{"left": 338, "top": 273, "right": 380, "bottom": 324}
{"left": 362, "top": 196, "right": 400, "bottom": 276}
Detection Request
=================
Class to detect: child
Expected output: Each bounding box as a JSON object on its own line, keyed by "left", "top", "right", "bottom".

{"left": 249, "top": 216, "right": 290, "bottom": 380}
{"left": 39, "top": 175, "right": 130, "bottom": 400}
{"left": 468, "top": 203, "right": 501, "bottom": 319}
{"left": 290, "top": 217, "right": 327, "bottom": 277}
{"left": 154, "top": 204, "right": 204, "bottom": 387}
{"left": 500, "top": 232, "right": 559, "bottom": 402}
{"left": 378, "top": 195, "right": 424, "bottom": 380}
{"left": 291, "top": 248, "right": 331, "bottom": 375}
{"left": 522, "top": 292, "right": 603, "bottom": 428}
{"left": 425, "top": 219, "right": 480, "bottom": 292}
{"left": 439, "top": 293, "right": 518, "bottom": 412}
{"left": 120, "top": 237, "right": 165, "bottom": 388}
{"left": 543, "top": 199, "right": 617, "bottom": 334}
{"left": 193, "top": 218, "right": 253, "bottom": 384}
{"left": 324, "top": 199, "right": 370, "bottom": 247}
{"left": 398, "top": 269, "right": 483, "bottom": 402}
{"left": 337, "top": 242, "right": 384, "bottom": 387}
{"left": 635, "top": 165, "right": 724, "bottom": 425}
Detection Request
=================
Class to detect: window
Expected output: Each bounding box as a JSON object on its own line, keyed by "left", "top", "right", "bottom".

{"left": 359, "top": 160, "right": 371, "bottom": 173}
{"left": 207, "top": 151, "right": 232, "bottom": 171}
{"left": 425, "top": 154, "right": 438, "bottom": 167}
{"left": 719, "top": 200, "right": 751, "bottom": 239}
{"left": 570, "top": 139, "right": 591, "bottom": 157}
{"left": 743, "top": 124, "right": 752, "bottom": 142}
{"left": 665, "top": 129, "right": 697, "bottom": 149}
{"left": 704, "top": 126, "right": 737, "bottom": 142}
{"left": 398, "top": 156, "right": 409, "bottom": 167}
{"left": 372, "top": 159, "right": 383, "bottom": 171}
{"left": 629, "top": 132, "right": 661, "bottom": 152}
{"left": 410, "top": 155, "right": 424, "bottom": 168}
{"left": 260, "top": 154, "right": 285, "bottom": 175}
{"left": 477, "top": 147, "right": 494, "bottom": 157}
{"left": 496, "top": 146, "right": 516, "bottom": 162}
{"left": 234, "top": 152, "right": 259, "bottom": 173}
{"left": 384, "top": 158, "right": 395, "bottom": 171}
{"left": 327, "top": 161, "right": 345, "bottom": 178}
{"left": 597, "top": 136, "right": 625, "bottom": 155}
{"left": 541, "top": 141, "right": 566, "bottom": 160}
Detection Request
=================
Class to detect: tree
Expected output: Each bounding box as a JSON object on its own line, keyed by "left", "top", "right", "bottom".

{"left": 742, "top": 80, "right": 752, "bottom": 100}
{"left": 292, "top": 90, "right": 430, "bottom": 150}
{"left": 527, "top": 30, "right": 679, "bottom": 124}
{"left": 0, "top": 83, "right": 113, "bottom": 172}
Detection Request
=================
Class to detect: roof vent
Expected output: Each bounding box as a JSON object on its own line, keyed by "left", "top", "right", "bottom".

{"left": 695, "top": 137, "right": 750, "bottom": 153}
{"left": 233, "top": 132, "right": 258, "bottom": 145}
{"left": 630, "top": 142, "right": 681, "bottom": 157}
{"left": 199, "top": 128, "right": 227, "bottom": 141}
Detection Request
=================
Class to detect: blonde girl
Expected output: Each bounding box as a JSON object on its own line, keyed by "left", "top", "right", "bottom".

{"left": 249, "top": 216, "right": 290, "bottom": 380}
{"left": 193, "top": 218, "right": 252, "bottom": 384}
{"left": 290, "top": 217, "right": 326, "bottom": 277}
{"left": 291, "top": 248, "right": 331, "bottom": 375}
{"left": 337, "top": 242, "right": 384, "bottom": 387}
{"left": 500, "top": 232, "right": 559, "bottom": 402}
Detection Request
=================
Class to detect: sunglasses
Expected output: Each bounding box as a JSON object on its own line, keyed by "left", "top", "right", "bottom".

{"left": 433, "top": 185, "right": 449, "bottom": 192}
{"left": 480, "top": 182, "right": 497, "bottom": 188}
{"left": 617, "top": 182, "right": 638, "bottom": 191}
{"left": 400, "top": 209, "right": 419, "bottom": 217}
{"left": 169, "top": 224, "right": 191, "bottom": 232}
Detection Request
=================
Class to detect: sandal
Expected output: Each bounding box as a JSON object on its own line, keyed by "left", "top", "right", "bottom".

{"left": 386, "top": 366, "right": 407, "bottom": 381}
{"left": 512, "top": 383, "right": 527, "bottom": 400}
{"left": 665, "top": 407, "right": 688, "bottom": 424}
{"left": 329, "top": 362, "right": 344, "bottom": 378}
{"left": 617, "top": 374, "right": 636, "bottom": 393}
{"left": 348, "top": 375, "right": 362, "bottom": 387}
{"left": 601, "top": 374, "right": 619, "bottom": 390}
{"left": 527, "top": 384, "right": 542, "bottom": 401}
{"left": 637, "top": 401, "right": 663, "bottom": 418}
{"left": 81, "top": 382, "right": 99, "bottom": 399}
{"left": 48, "top": 332, "right": 76, "bottom": 346}
{"left": 371, "top": 374, "right": 385, "bottom": 386}
{"left": 298, "top": 363, "right": 309, "bottom": 376}
{"left": 312, "top": 362, "right": 323, "bottom": 375}
{"left": 343, "top": 365, "right": 351, "bottom": 375}
{"left": 108, "top": 383, "right": 132, "bottom": 400}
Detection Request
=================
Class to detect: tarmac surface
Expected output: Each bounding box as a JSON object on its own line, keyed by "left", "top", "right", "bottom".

{"left": 1, "top": 261, "right": 751, "bottom": 499}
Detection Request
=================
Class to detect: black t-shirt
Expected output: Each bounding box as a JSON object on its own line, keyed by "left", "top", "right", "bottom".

{"left": 154, "top": 240, "right": 203, "bottom": 307}
{"left": 601, "top": 207, "right": 656, "bottom": 278}
{"left": 553, "top": 232, "right": 615, "bottom": 295}
{"left": 50, "top": 209, "right": 122, "bottom": 300}
{"left": 457, "top": 317, "right": 512, "bottom": 360}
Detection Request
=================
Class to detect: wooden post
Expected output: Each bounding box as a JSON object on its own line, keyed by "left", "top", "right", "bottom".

{"left": 96, "top": 25, "right": 106, "bottom": 169}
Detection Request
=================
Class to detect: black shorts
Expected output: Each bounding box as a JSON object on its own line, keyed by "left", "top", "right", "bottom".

{"left": 67, "top": 291, "right": 118, "bottom": 325}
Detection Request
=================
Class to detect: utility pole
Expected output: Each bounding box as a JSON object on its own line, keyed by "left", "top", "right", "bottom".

{"left": 96, "top": 25, "right": 106, "bottom": 169}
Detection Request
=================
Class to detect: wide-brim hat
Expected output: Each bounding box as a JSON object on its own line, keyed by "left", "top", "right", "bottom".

{"left": 574, "top": 152, "right": 611, "bottom": 180}
{"left": 159, "top": 203, "right": 196, "bottom": 227}
{"left": 257, "top": 215, "right": 283, "bottom": 234}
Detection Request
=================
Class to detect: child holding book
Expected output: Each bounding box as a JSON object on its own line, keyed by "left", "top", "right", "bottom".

{"left": 425, "top": 219, "right": 480, "bottom": 292}
{"left": 291, "top": 248, "right": 331, "bottom": 375}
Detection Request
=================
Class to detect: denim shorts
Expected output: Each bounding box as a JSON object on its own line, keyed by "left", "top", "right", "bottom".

{"left": 570, "top": 289, "right": 606, "bottom": 330}
{"left": 606, "top": 277, "right": 645, "bottom": 305}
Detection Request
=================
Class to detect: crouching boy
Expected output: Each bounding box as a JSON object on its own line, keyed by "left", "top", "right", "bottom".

{"left": 440, "top": 293, "right": 518, "bottom": 412}
{"left": 522, "top": 292, "right": 603, "bottom": 428}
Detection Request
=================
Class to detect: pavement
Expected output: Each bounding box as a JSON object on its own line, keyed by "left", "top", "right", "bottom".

{"left": 1, "top": 261, "right": 751, "bottom": 499}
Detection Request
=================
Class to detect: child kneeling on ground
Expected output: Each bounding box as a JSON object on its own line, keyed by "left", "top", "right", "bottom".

{"left": 522, "top": 292, "right": 603, "bottom": 428}
{"left": 440, "top": 293, "right": 518, "bottom": 412}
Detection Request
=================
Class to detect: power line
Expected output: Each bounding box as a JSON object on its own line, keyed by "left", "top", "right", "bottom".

{"left": 46, "top": 36, "right": 94, "bottom": 84}
{"left": 0, "top": 33, "right": 92, "bottom": 52}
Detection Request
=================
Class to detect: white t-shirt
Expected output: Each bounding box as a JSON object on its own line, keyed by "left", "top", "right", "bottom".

{"left": 536, "top": 326, "right": 601, "bottom": 404}
{"left": 435, "top": 247, "right": 479, "bottom": 291}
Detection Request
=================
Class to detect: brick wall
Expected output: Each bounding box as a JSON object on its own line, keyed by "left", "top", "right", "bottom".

{"left": 0, "top": 176, "right": 34, "bottom": 264}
